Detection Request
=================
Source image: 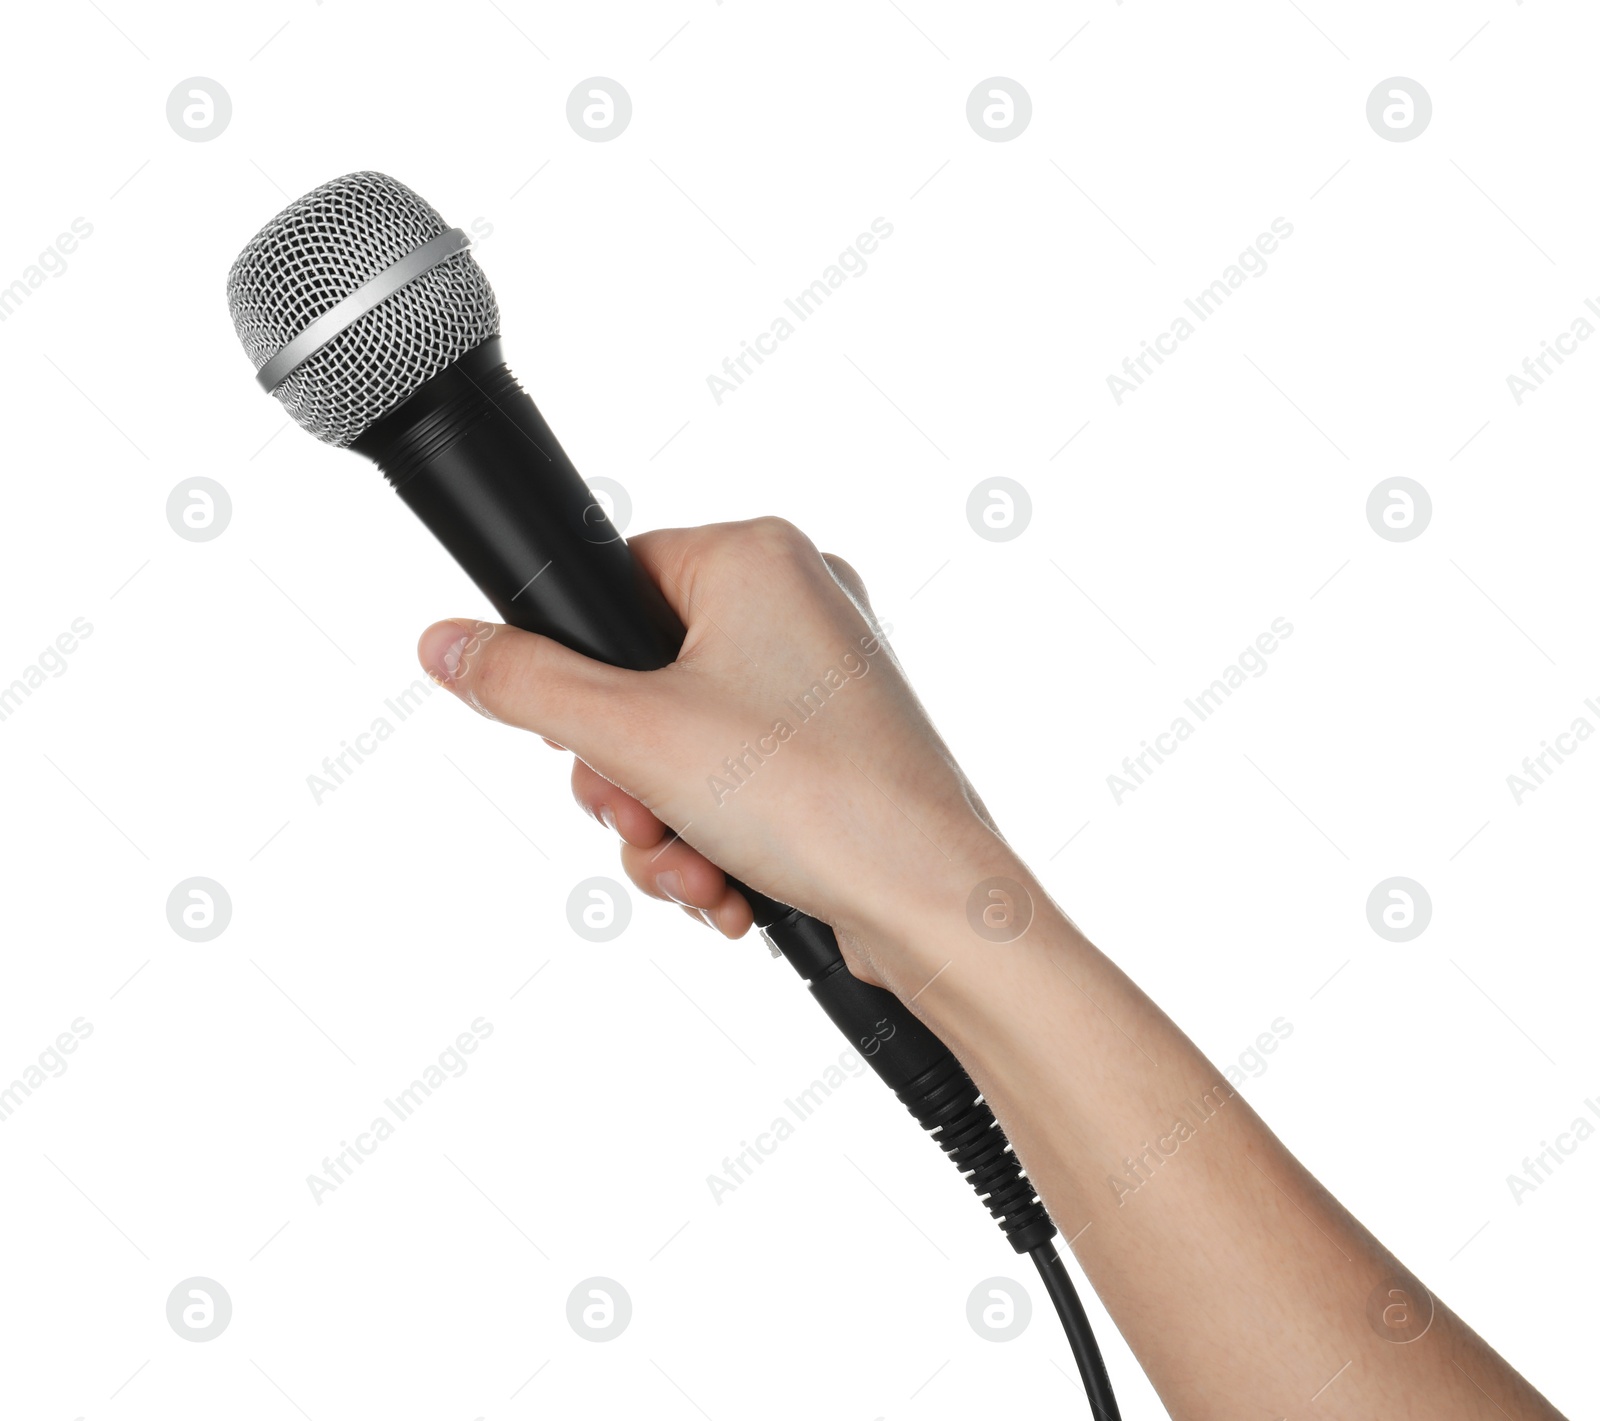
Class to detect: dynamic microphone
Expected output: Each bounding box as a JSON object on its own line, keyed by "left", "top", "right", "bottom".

{"left": 225, "top": 172, "right": 1119, "bottom": 1418}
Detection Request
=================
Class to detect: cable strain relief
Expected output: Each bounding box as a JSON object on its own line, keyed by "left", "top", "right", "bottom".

{"left": 1005, "top": 1216, "right": 1060, "bottom": 1255}
{"left": 894, "top": 1052, "right": 1056, "bottom": 1252}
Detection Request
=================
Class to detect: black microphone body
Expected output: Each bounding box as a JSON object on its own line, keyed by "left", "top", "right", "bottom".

{"left": 351, "top": 335, "right": 1055, "bottom": 1245}
{"left": 355, "top": 337, "right": 683, "bottom": 673}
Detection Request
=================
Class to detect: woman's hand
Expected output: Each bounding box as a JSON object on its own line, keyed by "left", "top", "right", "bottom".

{"left": 417, "top": 517, "right": 1009, "bottom": 984}
{"left": 418, "top": 518, "right": 1568, "bottom": 1421}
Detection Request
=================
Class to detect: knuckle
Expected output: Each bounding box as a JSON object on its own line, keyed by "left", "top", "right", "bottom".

{"left": 734, "top": 517, "right": 820, "bottom": 582}
{"left": 749, "top": 514, "right": 807, "bottom": 550}
{"left": 689, "top": 517, "right": 816, "bottom": 574}
{"left": 463, "top": 628, "right": 531, "bottom": 708}
{"left": 693, "top": 520, "right": 747, "bottom": 554}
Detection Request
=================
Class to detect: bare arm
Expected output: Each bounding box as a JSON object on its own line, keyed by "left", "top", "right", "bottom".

{"left": 417, "top": 516, "right": 1565, "bottom": 1419}
{"left": 858, "top": 858, "right": 1561, "bottom": 1419}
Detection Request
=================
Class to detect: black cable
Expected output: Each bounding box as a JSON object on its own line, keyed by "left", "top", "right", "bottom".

{"left": 884, "top": 1047, "right": 1123, "bottom": 1419}
{"left": 1031, "top": 1242, "right": 1123, "bottom": 1421}
{"left": 761, "top": 916, "right": 1124, "bottom": 1420}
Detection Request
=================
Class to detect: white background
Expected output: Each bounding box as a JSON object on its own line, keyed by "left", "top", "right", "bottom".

{"left": 1, "top": 1, "right": 1595, "bottom": 1417}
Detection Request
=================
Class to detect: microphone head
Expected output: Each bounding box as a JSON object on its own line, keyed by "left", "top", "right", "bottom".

{"left": 226, "top": 171, "right": 499, "bottom": 447}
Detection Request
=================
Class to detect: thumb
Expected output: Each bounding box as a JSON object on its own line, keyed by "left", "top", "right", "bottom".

{"left": 417, "top": 618, "right": 639, "bottom": 753}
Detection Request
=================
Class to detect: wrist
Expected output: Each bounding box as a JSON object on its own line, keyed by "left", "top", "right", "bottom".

{"left": 836, "top": 822, "right": 1045, "bottom": 984}
{"left": 837, "top": 834, "right": 1118, "bottom": 1068}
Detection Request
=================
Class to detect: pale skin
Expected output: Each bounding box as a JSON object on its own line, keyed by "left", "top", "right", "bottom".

{"left": 418, "top": 517, "right": 1565, "bottom": 1421}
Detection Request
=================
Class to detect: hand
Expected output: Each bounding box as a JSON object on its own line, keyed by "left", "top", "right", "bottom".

{"left": 421, "top": 524, "right": 1567, "bottom": 1421}
{"left": 416, "top": 517, "right": 1010, "bottom": 983}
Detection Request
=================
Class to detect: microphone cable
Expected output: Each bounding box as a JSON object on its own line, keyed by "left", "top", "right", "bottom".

{"left": 768, "top": 907, "right": 1123, "bottom": 1419}
{"left": 890, "top": 1030, "right": 1124, "bottom": 1420}
{"left": 1031, "top": 1242, "right": 1123, "bottom": 1420}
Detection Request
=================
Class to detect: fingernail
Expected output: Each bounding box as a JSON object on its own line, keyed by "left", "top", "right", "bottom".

{"left": 656, "top": 870, "right": 688, "bottom": 904}
{"left": 599, "top": 806, "right": 617, "bottom": 833}
{"left": 420, "top": 622, "right": 471, "bottom": 683}
{"left": 698, "top": 907, "right": 718, "bottom": 931}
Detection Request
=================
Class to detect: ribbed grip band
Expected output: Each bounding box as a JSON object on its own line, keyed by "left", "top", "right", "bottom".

{"left": 896, "top": 1052, "right": 1056, "bottom": 1254}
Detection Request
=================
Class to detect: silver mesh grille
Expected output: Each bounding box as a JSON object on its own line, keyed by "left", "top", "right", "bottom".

{"left": 226, "top": 171, "right": 499, "bottom": 447}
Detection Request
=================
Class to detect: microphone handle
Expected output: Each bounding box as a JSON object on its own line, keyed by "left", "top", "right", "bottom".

{"left": 352, "top": 336, "right": 1056, "bottom": 1253}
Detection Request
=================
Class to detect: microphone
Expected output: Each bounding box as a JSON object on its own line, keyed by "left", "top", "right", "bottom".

{"left": 226, "top": 172, "right": 1119, "bottom": 1417}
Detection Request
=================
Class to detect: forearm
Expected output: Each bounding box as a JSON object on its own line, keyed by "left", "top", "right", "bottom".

{"left": 856, "top": 846, "right": 1564, "bottom": 1420}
